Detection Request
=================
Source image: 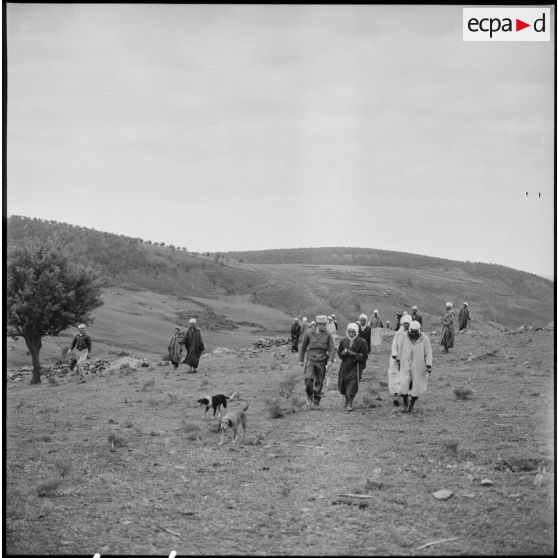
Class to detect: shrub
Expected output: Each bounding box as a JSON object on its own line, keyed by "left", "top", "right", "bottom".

{"left": 108, "top": 431, "right": 126, "bottom": 449}
{"left": 278, "top": 373, "right": 299, "bottom": 399}
{"left": 142, "top": 379, "right": 155, "bottom": 391}
{"left": 54, "top": 459, "right": 71, "bottom": 479}
{"left": 181, "top": 420, "right": 202, "bottom": 440}
{"left": 441, "top": 439, "right": 460, "bottom": 456}
{"left": 266, "top": 397, "right": 284, "bottom": 419}
{"left": 454, "top": 387, "right": 473, "bottom": 400}
{"left": 36, "top": 478, "right": 62, "bottom": 497}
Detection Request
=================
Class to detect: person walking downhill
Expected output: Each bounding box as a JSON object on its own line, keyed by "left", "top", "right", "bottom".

{"left": 440, "top": 302, "right": 456, "bottom": 353}
{"left": 395, "top": 311, "right": 403, "bottom": 331}
{"left": 67, "top": 324, "right": 91, "bottom": 383}
{"left": 299, "top": 315, "right": 335, "bottom": 409}
{"left": 388, "top": 314, "right": 412, "bottom": 406}
{"left": 337, "top": 323, "right": 369, "bottom": 412}
{"left": 298, "top": 317, "right": 309, "bottom": 351}
{"left": 357, "top": 314, "right": 371, "bottom": 381}
{"left": 184, "top": 318, "right": 205, "bottom": 373}
{"left": 398, "top": 320, "right": 433, "bottom": 413}
{"left": 411, "top": 305, "right": 423, "bottom": 327}
{"left": 369, "top": 309, "right": 384, "bottom": 351}
{"left": 168, "top": 327, "right": 184, "bottom": 369}
{"left": 458, "top": 302, "right": 472, "bottom": 331}
{"left": 290, "top": 317, "right": 302, "bottom": 353}
{"left": 326, "top": 315, "right": 339, "bottom": 347}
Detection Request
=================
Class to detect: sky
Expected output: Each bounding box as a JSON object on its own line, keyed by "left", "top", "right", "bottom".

{"left": 6, "top": 4, "right": 555, "bottom": 277}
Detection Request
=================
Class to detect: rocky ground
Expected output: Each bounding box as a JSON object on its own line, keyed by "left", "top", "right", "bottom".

{"left": 5, "top": 326, "right": 555, "bottom": 555}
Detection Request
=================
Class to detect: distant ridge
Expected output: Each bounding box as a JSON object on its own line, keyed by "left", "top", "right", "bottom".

{"left": 7, "top": 215, "right": 554, "bottom": 329}
{"left": 226, "top": 247, "right": 553, "bottom": 292}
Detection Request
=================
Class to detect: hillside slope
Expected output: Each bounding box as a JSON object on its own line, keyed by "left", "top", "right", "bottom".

{"left": 6, "top": 216, "right": 554, "bottom": 357}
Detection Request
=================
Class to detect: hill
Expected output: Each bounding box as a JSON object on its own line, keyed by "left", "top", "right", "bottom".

{"left": 5, "top": 216, "right": 554, "bottom": 367}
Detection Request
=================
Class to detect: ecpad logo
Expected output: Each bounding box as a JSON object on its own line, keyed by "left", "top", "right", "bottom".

{"left": 463, "top": 8, "right": 550, "bottom": 41}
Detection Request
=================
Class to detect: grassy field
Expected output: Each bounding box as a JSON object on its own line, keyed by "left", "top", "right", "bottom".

{"left": 5, "top": 326, "right": 554, "bottom": 555}
{"left": 5, "top": 288, "right": 295, "bottom": 368}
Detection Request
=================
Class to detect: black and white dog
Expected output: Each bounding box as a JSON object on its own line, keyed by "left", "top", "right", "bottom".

{"left": 197, "top": 392, "right": 237, "bottom": 419}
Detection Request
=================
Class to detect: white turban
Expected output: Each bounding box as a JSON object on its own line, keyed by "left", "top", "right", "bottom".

{"left": 373, "top": 309, "right": 378, "bottom": 314}
{"left": 78, "top": 324, "right": 86, "bottom": 330}
{"left": 401, "top": 314, "right": 413, "bottom": 325}
{"left": 446, "top": 302, "right": 453, "bottom": 308}
{"left": 411, "top": 305, "right": 418, "bottom": 311}
{"left": 409, "top": 320, "right": 422, "bottom": 331}
{"left": 359, "top": 313, "right": 368, "bottom": 321}
{"left": 346, "top": 323, "right": 358, "bottom": 335}
{"left": 189, "top": 318, "right": 197, "bottom": 324}
{"left": 463, "top": 302, "right": 468, "bottom": 306}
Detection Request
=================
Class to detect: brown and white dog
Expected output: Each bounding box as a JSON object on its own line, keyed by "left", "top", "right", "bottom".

{"left": 197, "top": 392, "right": 237, "bottom": 419}
{"left": 219, "top": 403, "right": 249, "bottom": 445}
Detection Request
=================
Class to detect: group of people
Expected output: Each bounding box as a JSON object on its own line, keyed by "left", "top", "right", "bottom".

{"left": 292, "top": 301, "right": 472, "bottom": 412}
{"left": 167, "top": 319, "right": 205, "bottom": 373}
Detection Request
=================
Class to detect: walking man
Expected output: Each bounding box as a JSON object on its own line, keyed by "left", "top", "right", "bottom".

{"left": 357, "top": 314, "right": 371, "bottom": 381}
{"left": 398, "top": 320, "right": 433, "bottom": 413}
{"left": 67, "top": 324, "right": 91, "bottom": 383}
{"left": 388, "top": 314, "right": 412, "bottom": 406}
{"left": 299, "top": 315, "right": 335, "bottom": 409}
{"left": 290, "top": 317, "right": 302, "bottom": 353}
{"left": 440, "top": 302, "right": 456, "bottom": 353}
{"left": 458, "top": 302, "right": 472, "bottom": 331}
{"left": 168, "top": 327, "right": 184, "bottom": 369}
{"left": 184, "top": 318, "right": 205, "bottom": 373}
{"left": 411, "top": 305, "right": 423, "bottom": 327}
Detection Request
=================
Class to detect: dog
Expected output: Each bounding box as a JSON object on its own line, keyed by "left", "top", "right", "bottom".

{"left": 197, "top": 392, "right": 237, "bottom": 419}
{"left": 219, "top": 403, "right": 249, "bottom": 445}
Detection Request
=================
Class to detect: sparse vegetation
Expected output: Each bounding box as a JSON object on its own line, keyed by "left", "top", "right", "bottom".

{"left": 36, "top": 478, "right": 62, "bottom": 497}
{"left": 441, "top": 439, "right": 460, "bottom": 456}
{"left": 142, "top": 379, "right": 155, "bottom": 391}
{"left": 454, "top": 386, "right": 473, "bottom": 400}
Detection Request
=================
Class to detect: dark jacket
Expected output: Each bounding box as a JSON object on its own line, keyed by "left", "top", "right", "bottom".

{"left": 411, "top": 312, "right": 423, "bottom": 326}
{"left": 70, "top": 333, "right": 91, "bottom": 352}
{"left": 290, "top": 322, "right": 302, "bottom": 339}
{"left": 357, "top": 324, "right": 371, "bottom": 354}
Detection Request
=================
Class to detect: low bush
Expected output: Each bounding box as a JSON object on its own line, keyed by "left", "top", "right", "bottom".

{"left": 454, "top": 387, "right": 473, "bottom": 400}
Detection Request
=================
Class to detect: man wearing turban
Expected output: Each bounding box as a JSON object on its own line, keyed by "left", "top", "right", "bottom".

{"left": 398, "top": 320, "right": 433, "bottom": 413}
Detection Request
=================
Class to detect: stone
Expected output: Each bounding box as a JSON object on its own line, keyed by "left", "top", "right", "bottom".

{"left": 462, "top": 492, "right": 475, "bottom": 499}
{"left": 480, "top": 478, "right": 493, "bottom": 486}
{"left": 365, "top": 477, "right": 383, "bottom": 490}
{"left": 432, "top": 489, "right": 453, "bottom": 500}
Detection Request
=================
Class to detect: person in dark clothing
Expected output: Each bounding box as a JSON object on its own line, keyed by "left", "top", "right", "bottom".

{"left": 458, "top": 302, "right": 472, "bottom": 331}
{"left": 290, "top": 317, "right": 302, "bottom": 352}
{"left": 337, "top": 323, "right": 369, "bottom": 412}
{"left": 411, "top": 305, "right": 423, "bottom": 327}
{"left": 357, "top": 313, "right": 371, "bottom": 382}
{"left": 67, "top": 324, "right": 92, "bottom": 383}
{"left": 168, "top": 327, "right": 184, "bottom": 369}
{"left": 184, "top": 318, "right": 205, "bottom": 373}
{"left": 331, "top": 314, "right": 339, "bottom": 332}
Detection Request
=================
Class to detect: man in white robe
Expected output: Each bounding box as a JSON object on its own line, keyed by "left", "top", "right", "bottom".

{"left": 388, "top": 314, "right": 412, "bottom": 406}
{"left": 398, "top": 320, "right": 433, "bottom": 413}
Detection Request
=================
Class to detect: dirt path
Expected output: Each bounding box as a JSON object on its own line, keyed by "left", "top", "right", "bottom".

{"left": 5, "top": 328, "right": 554, "bottom": 555}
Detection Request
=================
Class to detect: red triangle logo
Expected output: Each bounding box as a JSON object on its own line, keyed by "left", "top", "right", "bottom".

{"left": 516, "top": 19, "right": 530, "bottom": 31}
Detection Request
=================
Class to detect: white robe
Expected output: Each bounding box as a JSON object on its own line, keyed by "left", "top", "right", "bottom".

{"left": 387, "top": 328, "right": 406, "bottom": 394}
{"left": 398, "top": 333, "right": 433, "bottom": 397}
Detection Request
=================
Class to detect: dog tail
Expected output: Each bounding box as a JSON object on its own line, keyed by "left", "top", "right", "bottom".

{"left": 227, "top": 391, "right": 237, "bottom": 400}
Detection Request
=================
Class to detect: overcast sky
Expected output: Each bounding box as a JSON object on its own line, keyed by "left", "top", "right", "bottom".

{"left": 6, "top": 4, "right": 555, "bottom": 277}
